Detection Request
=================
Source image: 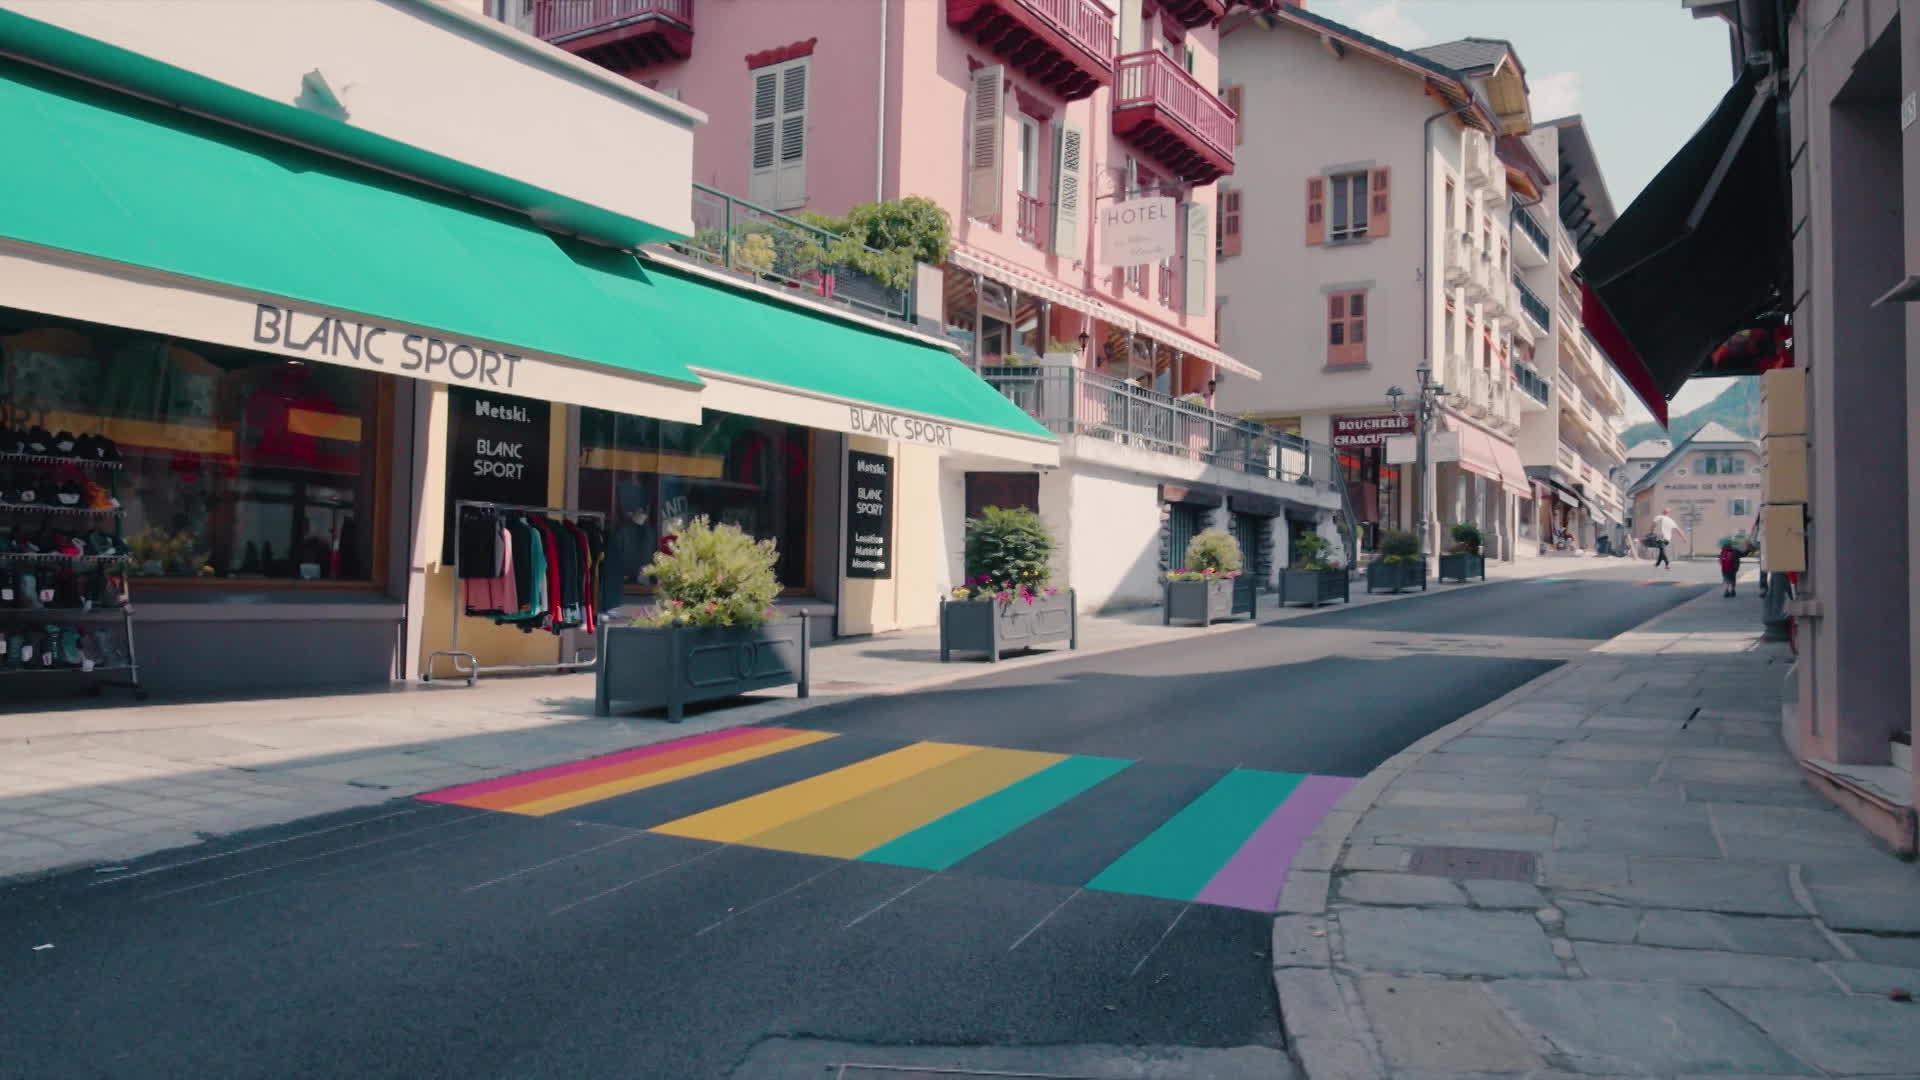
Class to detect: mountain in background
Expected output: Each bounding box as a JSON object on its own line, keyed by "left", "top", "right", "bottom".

{"left": 1619, "top": 377, "right": 1760, "bottom": 448}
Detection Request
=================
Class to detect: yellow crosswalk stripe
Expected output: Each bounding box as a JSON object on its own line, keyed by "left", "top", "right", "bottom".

{"left": 651, "top": 741, "right": 980, "bottom": 844}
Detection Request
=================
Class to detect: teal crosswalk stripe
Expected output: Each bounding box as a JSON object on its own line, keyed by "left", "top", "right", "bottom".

{"left": 860, "top": 755, "right": 1130, "bottom": 870}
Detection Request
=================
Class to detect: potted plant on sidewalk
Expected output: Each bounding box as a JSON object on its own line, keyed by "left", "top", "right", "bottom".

{"left": 1365, "top": 530, "right": 1428, "bottom": 594}
{"left": 596, "top": 517, "right": 809, "bottom": 721}
{"left": 1164, "top": 528, "right": 1257, "bottom": 626}
{"left": 940, "top": 506, "right": 1076, "bottom": 662}
{"left": 1279, "top": 533, "right": 1350, "bottom": 607}
{"left": 1438, "top": 523, "right": 1488, "bottom": 583}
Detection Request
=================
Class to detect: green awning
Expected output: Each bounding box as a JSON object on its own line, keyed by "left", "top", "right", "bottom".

{"left": 0, "top": 51, "right": 708, "bottom": 421}
{"left": 633, "top": 262, "right": 1059, "bottom": 462}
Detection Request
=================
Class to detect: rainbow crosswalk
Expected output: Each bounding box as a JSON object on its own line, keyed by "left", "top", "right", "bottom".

{"left": 420, "top": 726, "right": 1355, "bottom": 912}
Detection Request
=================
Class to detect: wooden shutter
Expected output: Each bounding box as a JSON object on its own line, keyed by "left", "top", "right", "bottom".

{"left": 1183, "top": 202, "right": 1209, "bottom": 316}
{"left": 1218, "top": 189, "right": 1242, "bottom": 257}
{"left": 1328, "top": 291, "right": 1365, "bottom": 366}
{"left": 1305, "top": 177, "right": 1325, "bottom": 245}
{"left": 1223, "top": 84, "right": 1244, "bottom": 145}
{"left": 1368, "top": 166, "right": 1390, "bottom": 238}
{"left": 1349, "top": 291, "right": 1368, "bottom": 363}
{"left": 967, "top": 64, "right": 1005, "bottom": 222}
{"left": 774, "top": 60, "right": 809, "bottom": 209}
{"left": 748, "top": 67, "right": 779, "bottom": 204}
{"left": 1051, "top": 121, "right": 1084, "bottom": 258}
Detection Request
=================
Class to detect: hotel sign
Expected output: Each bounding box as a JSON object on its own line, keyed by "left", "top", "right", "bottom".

{"left": 1331, "top": 413, "right": 1415, "bottom": 448}
{"left": 1100, "top": 196, "right": 1177, "bottom": 265}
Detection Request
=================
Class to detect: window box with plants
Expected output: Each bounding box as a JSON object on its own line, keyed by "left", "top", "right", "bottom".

{"left": 1164, "top": 528, "right": 1258, "bottom": 626}
{"left": 1438, "top": 523, "right": 1487, "bottom": 583}
{"left": 1365, "top": 530, "right": 1428, "bottom": 594}
{"left": 1278, "top": 532, "right": 1350, "bottom": 607}
{"left": 940, "top": 507, "right": 1076, "bottom": 662}
{"left": 595, "top": 517, "right": 809, "bottom": 721}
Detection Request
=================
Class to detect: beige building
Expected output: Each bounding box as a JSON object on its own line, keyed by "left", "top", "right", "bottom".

{"left": 1625, "top": 422, "right": 1762, "bottom": 559}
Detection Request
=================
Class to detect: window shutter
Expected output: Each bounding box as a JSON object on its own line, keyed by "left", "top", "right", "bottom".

{"left": 1218, "top": 189, "right": 1242, "bottom": 257}
{"left": 1183, "top": 202, "right": 1209, "bottom": 316}
{"left": 748, "top": 68, "right": 778, "bottom": 204}
{"left": 1051, "top": 121, "right": 1084, "bottom": 258}
{"left": 775, "top": 61, "right": 809, "bottom": 209}
{"left": 1305, "top": 177, "right": 1325, "bottom": 245}
{"left": 1368, "top": 166, "right": 1391, "bottom": 238}
{"left": 1223, "top": 85, "right": 1244, "bottom": 145}
{"left": 967, "top": 64, "right": 1005, "bottom": 222}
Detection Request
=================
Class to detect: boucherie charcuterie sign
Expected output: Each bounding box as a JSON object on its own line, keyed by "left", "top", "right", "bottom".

{"left": 1331, "top": 413, "right": 1415, "bottom": 448}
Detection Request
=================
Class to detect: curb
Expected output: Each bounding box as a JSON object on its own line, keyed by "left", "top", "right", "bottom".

{"left": 1267, "top": 586, "right": 1729, "bottom": 1080}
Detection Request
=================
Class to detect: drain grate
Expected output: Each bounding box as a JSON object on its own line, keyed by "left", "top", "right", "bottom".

{"left": 1407, "top": 845, "right": 1538, "bottom": 882}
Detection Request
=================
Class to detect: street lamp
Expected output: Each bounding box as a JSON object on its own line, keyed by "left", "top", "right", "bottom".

{"left": 1394, "top": 360, "right": 1444, "bottom": 560}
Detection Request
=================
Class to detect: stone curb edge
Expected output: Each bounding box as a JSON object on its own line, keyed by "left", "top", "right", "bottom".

{"left": 1267, "top": 586, "right": 1730, "bottom": 1080}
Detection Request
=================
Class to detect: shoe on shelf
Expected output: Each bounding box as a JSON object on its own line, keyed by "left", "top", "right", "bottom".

{"left": 23, "top": 427, "right": 53, "bottom": 455}
{"left": 13, "top": 479, "right": 38, "bottom": 504}
{"left": 1, "top": 428, "right": 22, "bottom": 455}
{"left": 52, "top": 431, "right": 78, "bottom": 456}
{"left": 55, "top": 481, "right": 82, "bottom": 507}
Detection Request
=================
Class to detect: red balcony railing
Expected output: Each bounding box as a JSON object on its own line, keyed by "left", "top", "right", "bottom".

{"left": 534, "top": 0, "right": 694, "bottom": 66}
{"left": 1016, "top": 192, "right": 1047, "bottom": 247}
{"left": 947, "top": 0, "right": 1114, "bottom": 101}
{"left": 1112, "top": 50, "right": 1235, "bottom": 184}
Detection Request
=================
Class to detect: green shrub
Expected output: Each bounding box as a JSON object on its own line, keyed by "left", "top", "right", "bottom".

{"left": 1449, "top": 522, "right": 1484, "bottom": 554}
{"left": 1293, "top": 532, "right": 1336, "bottom": 571}
{"left": 800, "top": 196, "right": 952, "bottom": 290}
{"left": 637, "top": 517, "right": 782, "bottom": 628}
{"left": 1379, "top": 530, "right": 1421, "bottom": 564}
{"left": 1181, "top": 528, "right": 1243, "bottom": 576}
{"left": 960, "top": 506, "right": 1054, "bottom": 597}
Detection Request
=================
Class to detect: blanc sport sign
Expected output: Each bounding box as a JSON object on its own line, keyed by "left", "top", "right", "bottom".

{"left": 253, "top": 304, "right": 526, "bottom": 390}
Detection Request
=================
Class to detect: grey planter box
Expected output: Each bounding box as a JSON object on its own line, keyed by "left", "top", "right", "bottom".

{"left": 595, "top": 619, "right": 810, "bottom": 721}
{"left": 1163, "top": 577, "right": 1257, "bottom": 626}
{"left": 1279, "top": 568, "right": 1350, "bottom": 607}
{"left": 1366, "top": 558, "right": 1429, "bottom": 594}
{"left": 940, "top": 590, "right": 1077, "bottom": 662}
{"left": 1438, "top": 552, "right": 1487, "bottom": 583}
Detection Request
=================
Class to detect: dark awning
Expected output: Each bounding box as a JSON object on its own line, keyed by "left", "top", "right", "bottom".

{"left": 1577, "top": 64, "right": 1790, "bottom": 428}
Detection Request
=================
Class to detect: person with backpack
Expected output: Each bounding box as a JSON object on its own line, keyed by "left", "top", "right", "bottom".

{"left": 1719, "top": 539, "right": 1742, "bottom": 597}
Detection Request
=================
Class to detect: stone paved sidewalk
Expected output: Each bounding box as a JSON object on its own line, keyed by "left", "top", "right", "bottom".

{"left": 0, "top": 554, "right": 1604, "bottom": 885}
{"left": 1274, "top": 589, "right": 1920, "bottom": 1079}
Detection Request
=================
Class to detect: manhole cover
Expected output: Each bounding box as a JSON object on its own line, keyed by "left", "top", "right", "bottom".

{"left": 1407, "top": 845, "right": 1537, "bottom": 882}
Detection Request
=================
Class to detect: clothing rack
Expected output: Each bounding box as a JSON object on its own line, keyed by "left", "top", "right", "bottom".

{"left": 423, "top": 499, "right": 606, "bottom": 686}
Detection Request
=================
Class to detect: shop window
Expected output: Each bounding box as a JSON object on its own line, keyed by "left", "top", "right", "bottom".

{"left": 965, "top": 472, "right": 1039, "bottom": 520}
{"left": 1729, "top": 498, "right": 1751, "bottom": 517}
{"left": 576, "top": 407, "right": 811, "bottom": 593}
{"left": 0, "top": 309, "right": 386, "bottom": 584}
{"left": 1167, "top": 503, "right": 1203, "bottom": 572}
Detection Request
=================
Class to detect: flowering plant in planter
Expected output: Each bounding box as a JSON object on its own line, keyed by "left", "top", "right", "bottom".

{"left": 959, "top": 506, "right": 1055, "bottom": 606}
{"left": 1292, "top": 532, "right": 1340, "bottom": 572}
{"left": 1378, "top": 529, "right": 1422, "bottom": 565}
{"left": 1448, "top": 522, "right": 1484, "bottom": 555}
{"left": 632, "top": 517, "right": 782, "bottom": 628}
{"left": 1178, "top": 528, "right": 1242, "bottom": 577}
{"left": 949, "top": 577, "right": 1060, "bottom": 605}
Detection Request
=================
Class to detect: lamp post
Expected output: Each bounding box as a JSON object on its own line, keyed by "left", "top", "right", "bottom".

{"left": 1390, "top": 360, "right": 1444, "bottom": 560}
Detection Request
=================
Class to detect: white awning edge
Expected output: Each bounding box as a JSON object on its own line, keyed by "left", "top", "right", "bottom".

{"left": 947, "top": 246, "right": 1260, "bottom": 381}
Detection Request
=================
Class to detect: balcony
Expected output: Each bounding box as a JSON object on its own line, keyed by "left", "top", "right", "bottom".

{"left": 1112, "top": 50, "right": 1235, "bottom": 184}
{"left": 947, "top": 0, "right": 1114, "bottom": 102}
{"left": 1513, "top": 276, "right": 1550, "bottom": 333}
{"left": 1514, "top": 204, "right": 1550, "bottom": 267}
{"left": 1557, "top": 442, "right": 1579, "bottom": 475}
{"left": 1157, "top": 0, "right": 1229, "bottom": 29}
{"left": 1445, "top": 233, "right": 1473, "bottom": 287}
{"left": 674, "top": 182, "right": 913, "bottom": 323}
{"left": 533, "top": 0, "right": 693, "bottom": 68}
{"left": 982, "top": 365, "right": 1314, "bottom": 482}
{"left": 1464, "top": 249, "right": 1492, "bottom": 301}
{"left": 1512, "top": 362, "right": 1551, "bottom": 410}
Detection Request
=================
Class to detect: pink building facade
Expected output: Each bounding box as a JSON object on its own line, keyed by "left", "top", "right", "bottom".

{"left": 498, "top": 0, "right": 1343, "bottom": 612}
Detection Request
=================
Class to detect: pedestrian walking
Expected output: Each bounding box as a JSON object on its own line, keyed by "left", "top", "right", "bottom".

{"left": 1719, "top": 539, "right": 1742, "bottom": 597}
{"left": 1650, "top": 508, "right": 1685, "bottom": 569}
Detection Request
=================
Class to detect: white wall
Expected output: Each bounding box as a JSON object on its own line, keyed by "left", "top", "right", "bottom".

{"left": 1065, "top": 466, "right": 1164, "bottom": 612}
{"left": 1216, "top": 19, "right": 1452, "bottom": 420}
{"left": 5, "top": 0, "right": 699, "bottom": 237}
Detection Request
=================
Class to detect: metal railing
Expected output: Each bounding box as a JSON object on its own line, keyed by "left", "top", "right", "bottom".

{"left": 981, "top": 365, "right": 1313, "bottom": 483}
{"left": 1017, "top": 192, "right": 1047, "bottom": 248}
{"left": 677, "top": 182, "right": 913, "bottom": 323}
{"left": 1513, "top": 276, "right": 1551, "bottom": 331}
{"left": 1512, "top": 362, "right": 1551, "bottom": 405}
{"left": 1515, "top": 204, "right": 1550, "bottom": 257}
{"left": 534, "top": 0, "right": 692, "bottom": 40}
{"left": 1114, "top": 50, "right": 1236, "bottom": 163}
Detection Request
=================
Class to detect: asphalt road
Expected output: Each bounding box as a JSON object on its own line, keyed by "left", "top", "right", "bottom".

{"left": 0, "top": 573, "right": 1706, "bottom": 1079}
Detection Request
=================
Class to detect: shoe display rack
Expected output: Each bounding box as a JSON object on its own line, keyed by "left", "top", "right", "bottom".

{"left": 0, "top": 431, "right": 145, "bottom": 699}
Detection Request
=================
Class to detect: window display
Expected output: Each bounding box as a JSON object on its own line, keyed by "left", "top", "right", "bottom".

{"left": 1, "top": 308, "right": 386, "bottom": 585}
{"left": 577, "top": 407, "right": 810, "bottom": 603}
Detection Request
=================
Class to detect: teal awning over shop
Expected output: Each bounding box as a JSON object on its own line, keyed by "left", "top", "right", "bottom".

{"left": 0, "top": 51, "right": 701, "bottom": 398}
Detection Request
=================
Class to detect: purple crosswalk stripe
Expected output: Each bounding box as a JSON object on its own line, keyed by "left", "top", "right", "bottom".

{"left": 1193, "top": 775, "right": 1359, "bottom": 911}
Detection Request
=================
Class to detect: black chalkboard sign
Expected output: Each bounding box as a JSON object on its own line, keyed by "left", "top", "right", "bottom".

{"left": 443, "top": 388, "right": 550, "bottom": 563}
{"left": 845, "top": 450, "right": 894, "bottom": 580}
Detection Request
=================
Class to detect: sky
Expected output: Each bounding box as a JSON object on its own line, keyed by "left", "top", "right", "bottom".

{"left": 1302, "top": 0, "right": 1739, "bottom": 425}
